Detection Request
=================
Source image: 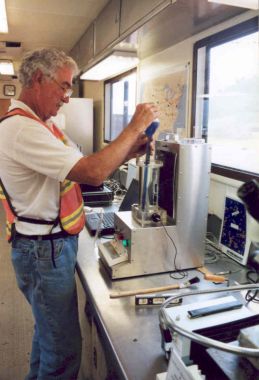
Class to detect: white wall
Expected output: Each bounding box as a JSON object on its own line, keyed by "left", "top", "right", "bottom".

{"left": 53, "top": 98, "right": 94, "bottom": 155}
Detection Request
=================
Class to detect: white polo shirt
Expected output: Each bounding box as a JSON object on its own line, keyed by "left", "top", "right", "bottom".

{"left": 0, "top": 99, "right": 83, "bottom": 235}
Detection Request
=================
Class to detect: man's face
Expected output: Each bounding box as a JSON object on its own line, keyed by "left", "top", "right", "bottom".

{"left": 39, "top": 66, "right": 73, "bottom": 121}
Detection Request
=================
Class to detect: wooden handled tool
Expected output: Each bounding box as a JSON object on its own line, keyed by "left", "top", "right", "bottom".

{"left": 110, "top": 277, "right": 200, "bottom": 299}
{"left": 204, "top": 273, "right": 225, "bottom": 282}
{"left": 198, "top": 266, "right": 226, "bottom": 283}
{"left": 110, "top": 284, "right": 181, "bottom": 299}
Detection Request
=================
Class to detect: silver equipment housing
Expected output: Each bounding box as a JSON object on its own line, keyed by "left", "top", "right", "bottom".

{"left": 99, "top": 138, "right": 211, "bottom": 279}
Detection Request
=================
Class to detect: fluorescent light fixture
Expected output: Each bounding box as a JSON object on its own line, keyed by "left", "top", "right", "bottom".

{"left": 0, "top": 61, "right": 14, "bottom": 75}
{"left": 0, "top": 0, "right": 8, "bottom": 33}
{"left": 80, "top": 51, "right": 139, "bottom": 80}
{"left": 208, "top": 0, "right": 259, "bottom": 9}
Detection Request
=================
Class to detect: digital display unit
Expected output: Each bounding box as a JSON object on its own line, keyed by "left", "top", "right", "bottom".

{"left": 219, "top": 196, "right": 251, "bottom": 265}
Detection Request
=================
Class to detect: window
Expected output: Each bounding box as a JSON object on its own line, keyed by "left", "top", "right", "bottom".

{"left": 104, "top": 69, "right": 137, "bottom": 142}
{"left": 192, "top": 17, "right": 259, "bottom": 181}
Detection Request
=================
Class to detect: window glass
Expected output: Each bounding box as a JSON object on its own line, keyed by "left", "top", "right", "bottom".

{"left": 104, "top": 70, "right": 137, "bottom": 142}
{"left": 193, "top": 18, "right": 259, "bottom": 179}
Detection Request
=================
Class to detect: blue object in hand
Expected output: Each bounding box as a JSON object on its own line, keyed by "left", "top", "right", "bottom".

{"left": 145, "top": 119, "right": 160, "bottom": 138}
{"left": 144, "top": 119, "right": 160, "bottom": 163}
{"left": 141, "top": 119, "right": 160, "bottom": 211}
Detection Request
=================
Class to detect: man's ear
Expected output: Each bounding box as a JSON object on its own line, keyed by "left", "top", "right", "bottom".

{"left": 32, "top": 69, "right": 44, "bottom": 85}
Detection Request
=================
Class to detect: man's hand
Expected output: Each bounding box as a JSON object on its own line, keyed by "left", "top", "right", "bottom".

{"left": 128, "top": 103, "right": 159, "bottom": 134}
{"left": 125, "top": 102, "right": 158, "bottom": 160}
{"left": 126, "top": 134, "right": 154, "bottom": 160}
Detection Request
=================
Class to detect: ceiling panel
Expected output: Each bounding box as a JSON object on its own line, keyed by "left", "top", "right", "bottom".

{"left": 6, "top": 0, "right": 108, "bottom": 18}
{"left": 0, "top": 0, "right": 109, "bottom": 67}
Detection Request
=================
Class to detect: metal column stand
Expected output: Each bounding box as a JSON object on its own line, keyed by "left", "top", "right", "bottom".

{"left": 159, "top": 284, "right": 259, "bottom": 358}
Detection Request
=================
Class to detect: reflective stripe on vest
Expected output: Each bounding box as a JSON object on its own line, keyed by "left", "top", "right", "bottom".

{"left": 60, "top": 179, "right": 85, "bottom": 234}
{"left": 0, "top": 108, "right": 85, "bottom": 240}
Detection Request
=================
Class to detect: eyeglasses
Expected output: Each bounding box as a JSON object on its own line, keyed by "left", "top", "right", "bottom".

{"left": 51, "top": 77, "right": 73, "bottom": 98}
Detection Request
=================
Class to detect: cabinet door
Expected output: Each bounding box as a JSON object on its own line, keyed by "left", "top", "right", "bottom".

{"left": 95, "top": 0, "right": 120, "bottom": 55}
{"left": 91, "top": 319, "right": 108, "bottom": 380}
{"left": 120, "top": 0, "right": 172, "bottom": 35}
{"left": 70, "top": 44, "right": 80, "bottom": 66}
{"left": 78, "top": 301, "right": 93, "bottom": 379}
{"left": 78, "top": 24, "right": 94, "bottom": 69}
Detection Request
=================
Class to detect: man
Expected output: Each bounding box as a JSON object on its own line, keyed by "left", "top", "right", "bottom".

{"left": 0, "top": 48, "right": 158, "bottom": 380}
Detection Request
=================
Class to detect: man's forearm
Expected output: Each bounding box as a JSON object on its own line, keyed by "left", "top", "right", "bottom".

{"left": 67, "top": 126, "right": 141, "bottom": 185}
{"left": 66, "top": 103, "right": 158, "bottom": 185}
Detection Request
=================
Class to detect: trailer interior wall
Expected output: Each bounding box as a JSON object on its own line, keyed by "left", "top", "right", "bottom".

{"left": 82, "top": 6, "right": 258, "bottom": 227}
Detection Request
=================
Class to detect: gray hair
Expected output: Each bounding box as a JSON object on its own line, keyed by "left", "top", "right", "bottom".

{"left": 18, "top": 47, "right": 79, "bottom": 87}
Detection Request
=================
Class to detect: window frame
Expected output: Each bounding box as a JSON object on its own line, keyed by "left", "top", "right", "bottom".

{"left": 104, "top": 68, "right": 137, "bottom": 143}
{"left": 191, "top": 16, "right": 259, "bottom": 182}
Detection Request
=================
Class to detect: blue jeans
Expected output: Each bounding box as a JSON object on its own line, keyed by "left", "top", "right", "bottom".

{"left": 11, "top": 234, "right": 82, "bottom": 380}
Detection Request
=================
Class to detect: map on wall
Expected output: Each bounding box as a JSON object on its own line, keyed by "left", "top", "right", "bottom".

{"left": 140, "top": 64, "right": 189, "bottom": 137}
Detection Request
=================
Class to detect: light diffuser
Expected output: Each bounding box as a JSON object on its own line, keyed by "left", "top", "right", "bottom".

{"left": 0, "top": 61, "right": 14, "bottom": 75}
{"left": 208, "top": 0, "right": 259, "bottom": 10}
{"left": 80, "top": 51, "right": 139, "bottom": 81}
{"left": 0, "top": 0, "right": 8, "bottom": 33}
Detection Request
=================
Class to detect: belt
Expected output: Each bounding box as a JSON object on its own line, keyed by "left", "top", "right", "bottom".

{"left": 15, "top": 230, "right": 69, "bottom": 241}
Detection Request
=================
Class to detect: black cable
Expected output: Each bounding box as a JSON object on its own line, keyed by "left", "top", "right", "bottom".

{"left": 247, "top": 270, "right": 259, "bottom": 283}
{"left": 245, "top": 269, "right": 259, "bottom": 304}
{"left": 206, "top": 238, "right": 258, "bottom": 304}
{"left": 170, "top": 271, "right": 188, "bottom": 280}
{"left": 205, "top": 239, "right": 242, "bottom": 275}
{"left": 245, "top": 290, "right": 259, "bottom": 303}
{"left": 151, "top": 213, "right": 187, "bottom": 280}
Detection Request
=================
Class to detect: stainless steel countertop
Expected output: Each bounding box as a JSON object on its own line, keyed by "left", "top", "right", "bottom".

{"left": 76, "top": 227, "right": 253, "bottom": 380}
{"left": 77, "top": 227, "right": 171, "bottom": 379}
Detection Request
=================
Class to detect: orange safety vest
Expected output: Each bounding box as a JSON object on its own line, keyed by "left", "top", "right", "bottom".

{"left": 0, "top": 108, "right": 85, "bottom": 241}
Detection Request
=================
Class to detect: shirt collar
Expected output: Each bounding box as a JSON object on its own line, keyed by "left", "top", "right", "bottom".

{"left": 9, "top": 99, "right": 41, "bottom": 121}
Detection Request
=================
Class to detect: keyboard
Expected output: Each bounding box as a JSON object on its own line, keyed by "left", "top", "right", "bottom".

{"left": 85, "top": 212, "right": 115, "bottom": 236}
